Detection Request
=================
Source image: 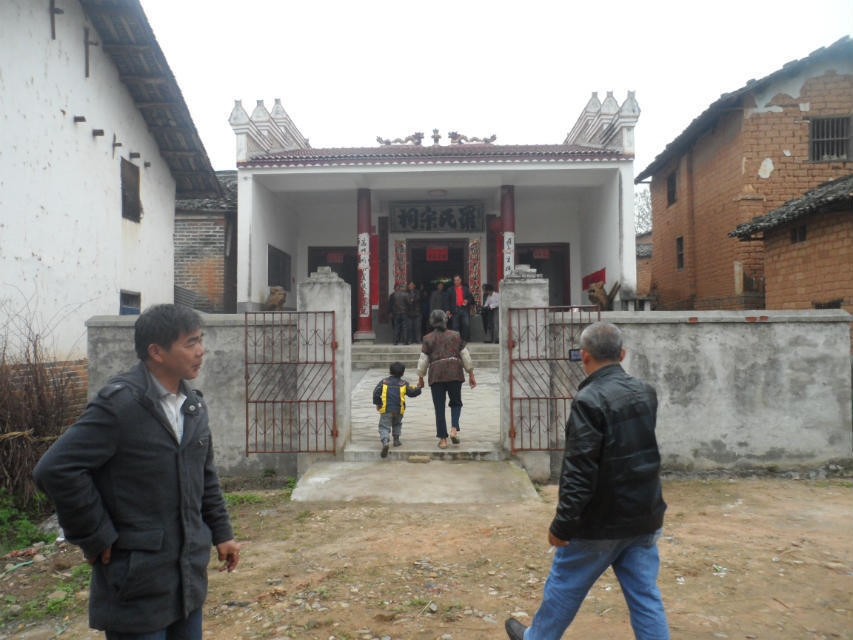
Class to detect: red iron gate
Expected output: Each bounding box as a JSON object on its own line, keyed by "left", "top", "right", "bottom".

{"left": 244, "top": 311, "right": 337, "bottom": 454}
{"left": 508, "top": 306, "right": 599, "bottom": 452}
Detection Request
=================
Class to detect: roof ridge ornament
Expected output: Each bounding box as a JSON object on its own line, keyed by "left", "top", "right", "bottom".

{"left": 448, "top": 132, "right": 497, "bottom": 145}
{"left": 564, "top": 90, "right": 640, "bottom": 154}
{"left": 376, "top": 132, "right": 424, "bottom": 146}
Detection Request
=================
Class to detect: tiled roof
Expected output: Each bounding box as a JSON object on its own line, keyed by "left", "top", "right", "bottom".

{"left": 636, "top": 36, "right": 852, "bottom": 183}
{"left": 240, "top": 143, "right": 631, "bottom": 168}
{"left": 176, "top": 171, "right": 236, "bottom": 212}
{"left": 80, "top": 0, "right": 219, "bottom": 197}
{"left": 729, "top": 173, "right": 853, "bottom": 239}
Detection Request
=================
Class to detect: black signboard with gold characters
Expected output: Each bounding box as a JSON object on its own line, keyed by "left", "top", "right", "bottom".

{"left": 390, "top": 201, "right": 485, "bottom": 233}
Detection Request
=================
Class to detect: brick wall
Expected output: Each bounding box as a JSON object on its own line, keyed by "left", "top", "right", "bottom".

{"left": 650, "top": 65, "right": 853, "bottom": 310}
{"left": 174, "top": 213, "right": 227, "bottom": 312}
{"left": 636, "top": 255, "right": 651, "bottom": 297}
{"left": 764, "top": 210, "right": 853, "bottom": 343}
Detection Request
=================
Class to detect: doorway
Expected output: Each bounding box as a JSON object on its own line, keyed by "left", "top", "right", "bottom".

{"left": 407, "top": 239, "right": 468, "bottom": 289}
{"left": 516, "top": 243, "right": 571, "bottom": 305}
{"left": 308, "top": 246, "right": 358, "bottom": 334}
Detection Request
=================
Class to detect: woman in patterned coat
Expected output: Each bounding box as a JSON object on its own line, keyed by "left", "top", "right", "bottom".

{"left": 416, "top": 309, "right": 477, "bottom": 448}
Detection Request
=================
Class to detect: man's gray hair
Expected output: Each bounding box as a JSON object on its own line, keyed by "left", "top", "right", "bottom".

{"left": 429, "top": 309, "right": 447, "bottom": 329}
{"left": 580, "top": 322, "right": 623, "bottom": 362}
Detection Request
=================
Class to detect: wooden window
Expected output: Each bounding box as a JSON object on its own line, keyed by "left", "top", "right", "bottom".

{"left": 666, "top": 171, "right": 677, "bottom": 206}
{"left": 676, "top": 236, "right": 684, "bottom": 270}
{"left": 810, "top": 117, "right": 850, "bottom": 161}
{"left": 121, "top": 158, "right": 141, "bottom": 222}
{"left": 119, "top": 290, "right": 140, "bottom": 315}
{"left": 790, "top": 224, "right": 807, "bottom": 244}
{"left": 268, "top": 245, "right": 291, "bottom": 290}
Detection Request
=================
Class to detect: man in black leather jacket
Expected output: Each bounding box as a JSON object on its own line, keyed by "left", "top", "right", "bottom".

{"left": 506, "top": 322, "right": 669, "bottom": 640}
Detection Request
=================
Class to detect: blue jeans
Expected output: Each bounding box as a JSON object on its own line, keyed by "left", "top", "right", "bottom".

{"left": 105, "top": 608, "right": 202, "bottom": 640}
{"left": 525, "top": 531, "right": 669, "bottom": 640}
{"left": 451, "top": 308, "right": 470, "bottom": 341}
{"left": 430, "top": 380, "right": 462, "bottom": 438}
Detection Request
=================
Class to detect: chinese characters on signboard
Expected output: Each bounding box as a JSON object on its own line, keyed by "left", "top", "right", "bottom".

{"left": 390, "top": 201, "right": 485, "bottom": 233}
{"left": 426, "top": 247, "right": 449, "bottom": 262}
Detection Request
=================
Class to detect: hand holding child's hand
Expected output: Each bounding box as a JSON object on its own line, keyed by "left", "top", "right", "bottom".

{"left": 375, "top": 405, "right": 381, "bottom": 412}
{"left": 417, "top": 376, "right": 425, "bottom": 388}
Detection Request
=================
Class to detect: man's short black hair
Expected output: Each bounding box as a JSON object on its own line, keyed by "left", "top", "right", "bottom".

{"left": 389, "top": 361, "right": 405, "bottom": 377}
{"left": 134, "top": 304, "right": 203, "bottom": 361}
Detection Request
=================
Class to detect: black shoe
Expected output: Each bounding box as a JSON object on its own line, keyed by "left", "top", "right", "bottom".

{"left": 381, "top": 441, "right": 389, "bottom": 458}
{"left": 393, "top": 437, "right": 401, "bottom": 447}
{"left": 504, "top": 617, "right": 527, "bottom": 640}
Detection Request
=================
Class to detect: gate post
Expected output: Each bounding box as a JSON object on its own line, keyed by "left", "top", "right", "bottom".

{"left": 297, "top": 267, "right": 352, "bottom": 474}
{"left": 500, "top": 265, "right": 551, "bottom": 482}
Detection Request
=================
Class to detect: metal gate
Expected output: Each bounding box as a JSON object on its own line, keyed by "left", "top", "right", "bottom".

{"left": 245, "top": 311, "right": 337, "bottom": 454}
{"left": 508, "top": 306, "right": 599, "bottom": 452}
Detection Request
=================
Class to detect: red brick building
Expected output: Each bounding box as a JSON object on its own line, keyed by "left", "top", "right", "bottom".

{"left": 730, "top": 173, "right": 852, "bottom": 325}
{"left": 635, "top": 231, "right": 652, "bottom": 297}
{"left": 174, "top": 171, "right": 238, "bottom": 313}
{"left": 637, "top": 37, "right": 853, "bottom": 310}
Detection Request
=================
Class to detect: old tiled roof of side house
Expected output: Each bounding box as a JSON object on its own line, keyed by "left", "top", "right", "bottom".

{"left": 635, "top": 36, "right": 853, "bottom": 183}
{"left": 729, "top": 173, "right": 853, "bottom": 240}
{"left": 240, "top": 143, "right": 631, "bottom": 168}
{"left": 176, "top": 171, "right": 237, "bottom": 212}
{"left": 80, "top": 0, "right": 220, "bottom": 197}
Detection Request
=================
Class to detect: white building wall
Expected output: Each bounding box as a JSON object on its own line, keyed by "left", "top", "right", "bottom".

{"left": 295, "top": 200, "right": 357, "bottom": 283}
{"left": 0, "top": 0, "right": 175, "bottom": 358}
{"left": 579, "top": 175, "right": 625, "bottom": 298}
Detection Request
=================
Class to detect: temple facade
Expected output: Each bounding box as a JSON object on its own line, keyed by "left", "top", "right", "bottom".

{"left": 229, "top": 92, "right": 640, "bottom": 340}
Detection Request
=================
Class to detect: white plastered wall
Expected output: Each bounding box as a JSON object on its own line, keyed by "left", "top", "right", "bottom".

{"left": 0, "top": 0, "right": 176, "bottom": 358}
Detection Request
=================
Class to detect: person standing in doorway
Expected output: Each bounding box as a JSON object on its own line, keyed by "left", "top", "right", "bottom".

{"left": 429, "top": 281, "right": 450, "bottom": 316}
{"left": 448, "top": 274, "right": 475, "bottom": 342}
{"left": 389, "top": 283, "right": 409, "bottom": 345}
{"left": 417, "top": 309, "right": 476, "bottom": 449}
{"left": 405, "top": 281, "right": 422, "bottom": 345}
{"left": 481, "top": 283, "right": 500, "bottom": 343}
{"left": 505, "top": 322, "right": 669, "bottom": 640}
{"left": 33, "top": 304, "right": 240, "bottom": 640}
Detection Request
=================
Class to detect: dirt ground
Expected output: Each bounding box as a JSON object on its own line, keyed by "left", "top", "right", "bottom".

{"left": 2, "top": 477, "right": 851, "bottom": 640}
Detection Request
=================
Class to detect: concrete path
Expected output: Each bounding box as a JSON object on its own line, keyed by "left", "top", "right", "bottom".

{"left": 290, "top": 365, "right": 541, "bottom": 504}
{"left": 291, "top": 460, "right": 539, "bottom": 503}
{"left": 346, "top": 366, "right": 503, "bottom": 460}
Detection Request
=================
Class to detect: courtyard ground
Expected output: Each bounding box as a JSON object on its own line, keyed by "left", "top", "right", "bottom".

{"left": 2, "top": 475, "right": 851, "bottom": 640}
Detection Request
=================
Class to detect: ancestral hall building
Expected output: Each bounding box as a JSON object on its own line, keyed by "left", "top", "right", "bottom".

{"left": 229, "top": 93, "right": 640, "bottom": 339}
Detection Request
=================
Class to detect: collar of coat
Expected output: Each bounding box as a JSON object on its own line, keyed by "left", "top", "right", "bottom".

{"left": 578, "top": 362, "right": 625, "bottom": 390}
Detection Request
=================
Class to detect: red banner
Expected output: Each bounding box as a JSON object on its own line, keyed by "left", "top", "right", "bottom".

{"left": 370, "top": 235, "right": 378, "bottom": 306}
{"left": 582, "top": 268, "right": 606, "bottom": 290}
{"left": 533, "top": 248, "right": 550, "bottom": 260}
{"left": 327, "top": 252, "right": 344, "bottom": 264}
{"left": 426, "top": 247, "right": 449, "bottom": 262}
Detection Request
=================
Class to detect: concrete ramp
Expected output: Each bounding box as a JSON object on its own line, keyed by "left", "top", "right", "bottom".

{"left": 291, "top": 460, "right": 540, "bottom": 504}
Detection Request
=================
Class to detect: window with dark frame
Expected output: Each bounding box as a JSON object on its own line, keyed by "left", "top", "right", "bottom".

{"left": 810, "top": 117, "right": 850, "bottom": 161}
{"left": 267, "top": 245, "right": 291, "bottom": 290}
{"left": 119, "top": 290, "right": 140, "bottom": 315}
{"left": 666, "top": 171, "right": 677, "bottom": 206}
{"left": 790, "top": 224, "right": 807, "bottom": 244}
{"left": 676, "top": 236, "right": 684, "bottom": 270}
{"left": 121, "top": 158, "right": 141, "bottom": 222}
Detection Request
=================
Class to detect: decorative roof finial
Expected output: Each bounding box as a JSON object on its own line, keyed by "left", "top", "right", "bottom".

{"left": 431, "top": 129, "right": 441, "bottom": 145}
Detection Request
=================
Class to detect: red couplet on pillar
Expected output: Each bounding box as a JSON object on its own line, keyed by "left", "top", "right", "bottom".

{"left": 356, "top": 189, "right": 372, "bottom": 335}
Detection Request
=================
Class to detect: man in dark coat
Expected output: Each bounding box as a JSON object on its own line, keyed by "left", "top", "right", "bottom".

{"left": 34, "top": 304, "right": 239, "bottom": 639}
{"left": 389, "top": 283, "right": 409, "bottom": 345}
{"left": 506, "top": 322, "right": 669, "bottom": 640}
{"left": 447, "top": 274, "right": 475, "bottom": 341}
{"left": 405, "top": 281, "right": 422, "bottom": 344}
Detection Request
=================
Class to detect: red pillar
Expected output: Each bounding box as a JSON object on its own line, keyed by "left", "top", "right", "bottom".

{"left": 355, "top": 188, "right": 375, "bottom": 341}
{"left": 501, "top": 185, "right": 516, "bottom": 278}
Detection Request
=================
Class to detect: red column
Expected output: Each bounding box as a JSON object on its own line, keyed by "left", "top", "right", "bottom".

{"left": 501, "top": 185, "right": 516, "bottom": 278}
{"left": 355, "top": 188, "right": 375, "bottom": 340}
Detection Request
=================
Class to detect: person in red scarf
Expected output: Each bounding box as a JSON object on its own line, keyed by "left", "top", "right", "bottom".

{"left": 447, "top": 274, "right": 475, "bottom": 341}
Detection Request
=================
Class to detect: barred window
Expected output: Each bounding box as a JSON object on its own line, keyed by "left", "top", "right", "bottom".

{"left": 120, "top": 290, "right": 140, "bottom": 315}
{"left": 790, "top": 224, "right": 807, "bottom": 244}
{"left": 666, "top": 171, "right": 677, "bottom": 206}
{"left": 810, "top": 117, "right": 850, "bottom": 161}
{"left": 121, "top": 158, "right": 141, "bottom": 222}
{"left": 676, "top": 236, "right": 684, "bottom": 270}
{"left": 268, "top": 245, "right": 291, "bottom": 290}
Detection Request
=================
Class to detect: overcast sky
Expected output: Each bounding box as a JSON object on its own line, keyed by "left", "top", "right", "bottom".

{"left": 140, "top": 0, "right": 852, "bottom": 176}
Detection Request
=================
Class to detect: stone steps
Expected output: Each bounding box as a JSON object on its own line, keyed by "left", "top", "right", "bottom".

{"left": 352, "top": 343, "right": 500, "bottom": 370}
{"left": 342, "top": 441, "right": 506, "bottom": 462}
